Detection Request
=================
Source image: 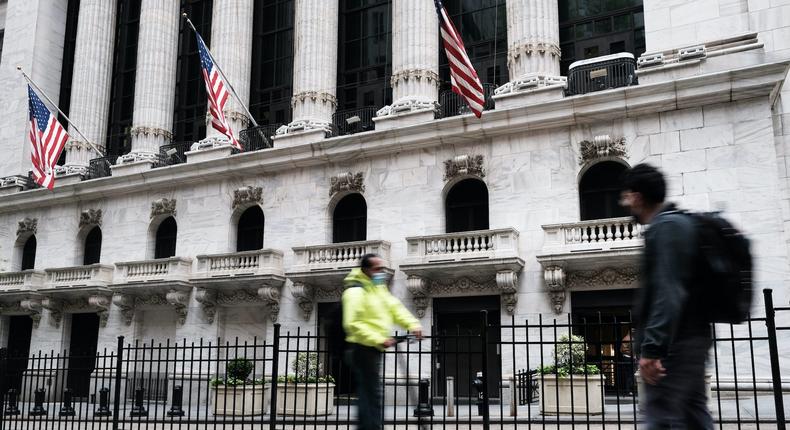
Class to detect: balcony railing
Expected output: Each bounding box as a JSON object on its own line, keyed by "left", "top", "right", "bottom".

{"left": 567, "top": 52, "right": 638, "bottom": 96}
{"left": 194, "top": 249, "right": 283, "bottom": 279}
{"left": 332, "top": 107, "right": 377, "bottom": 136}
{"left": 0, "top": 270, "right": 45, "bottom": 291}
{"left": 405, "top": 228, "right": 520, "bottom": 263}
{"left": 291, "top": 240, "right": 391, "bottom": 272}
{"left": 114, "top": 257, "right": 193, "bottom": 284}
{"left": 155, "top": 142, "right": 192, "bottom": 168}
{"left": 87, "top": 155, "right": 119, "bottom": 180}
{"left": 541, "top": 217, "right": 644, "bottom": 253}
{"left": 44, "top": 264, "right": 114, "bottom": 289}
{"left": 439, "top": 83, "right": 497, "bottom": 119}
{"left": 237, "top": 124, "right": 279, "bottom": 152}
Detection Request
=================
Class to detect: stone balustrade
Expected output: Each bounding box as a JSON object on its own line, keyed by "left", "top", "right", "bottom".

{"left": 114, "top": 257, "right": 193, "bottom": 284}
{"left": 291, "top": 240, "right": 391, "bottom": 272}
{"left": 0, "top": 270, "right": 46, "bottom": 291}
{"left": 44, "top": 264, "right": 114, "bottom": 288}
{"left": 404, "top": 228, "right": 520, "bottom": 263}
{"left": 194, "top": 250, "right": 284, "bottom": 279}
{"left": 541, "top": 217, "right": 644, "bottom": 253}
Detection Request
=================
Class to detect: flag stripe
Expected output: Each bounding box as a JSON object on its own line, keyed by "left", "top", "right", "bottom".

{"left": 27, "top": 86, "right": 68, "bottom": 189}
{"left": 196, "top": 33, "right": 242, "bottom": 151}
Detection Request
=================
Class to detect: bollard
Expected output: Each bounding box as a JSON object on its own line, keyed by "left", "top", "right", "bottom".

{"left": 509, "top": 375, "right": 517, "bottom": 417}
{"left": 4, "top": 389, "right": 20, "bottom": 415}
{"left": 413, "top": 379, "right": 433, "bottom": 417}
{"left": 167, "top": 385, "right": 185, "bottom": 417}
{"left": 445, "top": 377, "right": 455, "bottom": 417}
{"left": 29, "top": 388, "right": 48, "bottom": 416}
{"left": 59, "top": 388, "right": 75, "bottom": 416}
{"left": 129, "top": 387, "right": 148, "bottom": 417}
{"left": 95, "top": 387, "right": 112, "bottom": 417}
{"left": 473, "top": 371, "right": 485, "bottom": 416}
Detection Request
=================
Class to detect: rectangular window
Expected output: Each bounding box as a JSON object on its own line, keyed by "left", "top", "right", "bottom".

{"left": 56, "top": 0, "right": 81, "bottom": 166}
{"left": 250, "top": 0, "right": 294, "bottom": 127}
{"left": 106, "top": 0, "right": 142, "bottom": 158}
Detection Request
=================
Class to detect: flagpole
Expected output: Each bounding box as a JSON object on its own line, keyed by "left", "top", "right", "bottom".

{"left": 17, "top": 66, "right": 106, "bottom": 158}
{"left": 182, "top": 14, "right": 260, "bottom": 129}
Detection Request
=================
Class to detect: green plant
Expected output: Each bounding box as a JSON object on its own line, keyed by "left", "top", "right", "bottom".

{"left": 538, "top": 334, "right": 601, "bottom": 376}
{"left": 277, "top": 352, "right": 335, "bottom": 384}
{"left": 210, "top": 358, "right": 264, "bottom": 387}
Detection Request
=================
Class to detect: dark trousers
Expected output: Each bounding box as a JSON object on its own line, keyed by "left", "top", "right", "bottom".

{"left": 643, "top": 336, "right": 713, "bottom": 430}
{"left": 347, "top": 344, "right": 383, "bottom": 430}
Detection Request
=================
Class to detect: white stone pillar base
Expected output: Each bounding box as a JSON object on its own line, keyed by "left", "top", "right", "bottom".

{"left": 272, "top": 128, "right": 328, "bottom": 148}
{"left": 493, "top": 74, "right": 567, "bottom": 108}
{"left": 373, "top": 108, "right": 436, "bottom": 131}
{"left": 53, "top": 172, "right": 85, "bottom": 186}
{"left": 185, "top": 145, "right": 234, "bottom": 164}
{"left": 111, "top": 158, "right": 156, "bottom": 176}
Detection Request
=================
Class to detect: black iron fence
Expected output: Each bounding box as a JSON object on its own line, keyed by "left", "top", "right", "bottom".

{"left": 1, "top": 289, "right": 786, "bottom": 430}
{"left": 154, "top": 142, "right": 192, "bottom": 168}
{"left": 332, "top": 107, "right": 377, "bottom": 136}
{"left": 237, "top": 124, "right": 278, "bottom": 152}
{"left": 87, "top": 156, "right": 119, "bottom": 180}
{"left": 438, "top": 83, "right": 497, "bottom": 119}
{"left": 566, "top": 53, "right": 638, "bottom": 96}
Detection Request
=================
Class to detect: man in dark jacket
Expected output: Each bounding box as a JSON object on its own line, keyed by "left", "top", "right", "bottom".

{"left": 620, "top": 164, "right": 712, "bottom": 429}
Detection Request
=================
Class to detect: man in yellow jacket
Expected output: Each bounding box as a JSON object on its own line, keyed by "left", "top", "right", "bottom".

{"left": 342, "top": 253, "right": 422, "bottom": 430}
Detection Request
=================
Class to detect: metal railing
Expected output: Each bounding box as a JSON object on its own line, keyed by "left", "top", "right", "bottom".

{"left": 438, "top": 83, "right": 497, "bottom": 118}
{"left": 332, "top": 107, "right": 377, "bottom": 136}
{"left": 237, "top": 124, "right": 279, "bottom": 152}
{"left": 87, "top": 156, "right": 118, "bottom": 180}
{"left": 567, "top": 52, "right": 638, "bottom": 96}
{"left": 155, "top": 142, "right": 192, "bottom": 168}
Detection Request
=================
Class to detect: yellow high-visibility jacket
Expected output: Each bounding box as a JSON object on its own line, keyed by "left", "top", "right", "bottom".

{"left": 341, "top": 268, "right": 421, "bottom": 350}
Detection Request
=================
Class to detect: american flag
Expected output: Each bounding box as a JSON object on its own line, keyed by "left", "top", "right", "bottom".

{"left": 434, "top": 0, "right": 485, "bottom": 118}
{"left": 28, "top": 85, "right": 68, "bottom": 190}
{"left": 195, "top": 32, "right": 242, "bottom": 150}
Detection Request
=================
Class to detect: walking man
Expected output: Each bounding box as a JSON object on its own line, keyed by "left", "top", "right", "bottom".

{"left": 342, "top": 253, "right": 422, "bottom": 430}
{"left": 620, "top": 163, "right": 713, "bottom": 429}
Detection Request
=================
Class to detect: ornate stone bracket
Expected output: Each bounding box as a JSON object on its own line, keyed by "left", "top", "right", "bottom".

{"left": 390, "top": 68, "right": 440, "bottom": 87}
{"left": 496, "top": 270, "right": 519, "bottom": 314}
{"left": 112, "top": 294, "right": 136, "bottom": 325}
{"left": 17, "top": 217, "right": 37, "bottom": 236}
{"left": 444, "top": 155, "right": 485, "bottom": 182}
{"left": 233, "top": 186, "right": 263, "bottom": 209}
{"left": 195, "top": 288, "right": 218, "bottom": 324}
{"left": 291, "top": 282, "right": 316, "bottom": 320}
{"left": 508, "top": 41, "right": 562, "bottom": 65}
{"left": 130, "top": 126, "right": 173, "bottom": 142}
{"left": 257, "top": 286, "right": 281, "bottom": 322}
{"left": 41, "top": 298, "right": 63, "bottom": 328}
{"left": 376, "top": 98, "right": 439, "bottom": 117}
{"left": 291, "top": 91, "right": 337, "bottom": 108}
{"left": 166, "top": 289, "right": 190, "bottom": 325}
{"left": 543, "top": 266, "right": 567, "bottom": 314}
{"left": 494, "top": 74, "right": 567, "bottom": 95}
{"left": 151, "top": 198, "right": 177, "bottom": 219}
{"left": 406, "top": 276, "right": 430, "bottom": 318}
{"left": 88, "top": 295, "right": 112, "bottom": 327}
{"left": 117, "top": 151, "right": 160, "bottom": 165}
{"left": 276, "top": 119, "right": 333, "bottom": 136}
{"left": 79, "top": 209, "right": 103, "bottom": 228}
{"left": 20, "top": 298, "right": 42, "bottom": 328}
{"left": 329, "top": 172, "right": 365, "bottom": 197}
{"left": 578, "top": 135, "right": 627, "bottom": 166}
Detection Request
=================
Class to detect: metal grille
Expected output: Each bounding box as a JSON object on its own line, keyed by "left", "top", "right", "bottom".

{"left": 438, "top": 83, "right": 497, "bottom": 119}
{"left": 237, "top": 124, "right": 278, "bottom": 152}
{"left": 566, "top": 52, "right": 638, "bottom": 96}
{"left": 332, "top": 107, "right": 378, "bottom": 136}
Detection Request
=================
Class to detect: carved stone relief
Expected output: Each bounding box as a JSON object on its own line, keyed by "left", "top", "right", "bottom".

{"left": 195, "top": 288, "right": 218, "bottom": 324}
{"left": 444, "top": 155, "right": 485, "bottom": 182}
{"left": 578, "top": 135, "right": 627, "bottom": 165}
{"left": 20, "top": 298, "right": 42, "bottom": 328}
{"left": 150, "top": 198, "right": 177, "bottom": 219}
{"left": 17, "top": 218, "right": 37, "bottom": 236}
{"left": 166, "top": 290, "right": 191, "bottom": 325}
{"left": 233, "top": 186, "right": 263, "bottom": 209}
{"left": 41, "top": 298, "right": 63, "bottom": 328}
{"left": 79, "top": 209, "right": 103, "bottom": 228}
{"left": 543, "top": 266, "right": 567, "bottom": 314}
{"left": 88, "top": 294, "right": 112, "bottom": 327}
{"left": 329, "top": 172, "right": 365, "bottom": 197}
{"left": 406, "top": 271, "right": 519, "bottom": 317}
{"left": 292, "top": 283, "right": 316, "bottom": 320}
{"left": 567, "top": 267, "right": 639, "bottom": 290}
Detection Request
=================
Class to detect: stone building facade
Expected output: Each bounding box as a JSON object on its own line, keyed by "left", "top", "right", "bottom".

{"left": 0, "top": 0, "right": 789, "bottom": 394}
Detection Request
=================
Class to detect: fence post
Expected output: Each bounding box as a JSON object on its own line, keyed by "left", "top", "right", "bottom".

{"left": 0, "top": 347, "right": 6, "bottom": 430}
{"left": 269, "top": 324, "right": 280, "bottom": 430}
{"left": 112, "top": 336, "right": 125, "bottom": 430}
{"left": 763, "top": 289, "right": 786, "bottom": 430}
{"left": 480, "top": 310, "right": 490, "bottom": 430}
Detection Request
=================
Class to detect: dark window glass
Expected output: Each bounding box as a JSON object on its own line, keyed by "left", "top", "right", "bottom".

{"left": 439, "top": 0, "right": 507, "bottom": 91}
{"left": 106, "top": 0, "right": 142, "bottom": 158}
{"left": 21, "top": 236, "right": 37, "bottom": 270}
{"left": 154, "top": 217, "right": 178, "bottom": 258}
{"left": 337, "top": 0, "right": 392, "bottom": 111}
{"left": 173, "top": 0, "right": 213, "bottom": 144}
{"left": 83, "top": 226, "right": 102, "bottom": 265}
{"left": 0, "top": 30, "right": 5, "bottom": 65}
{"left": 579, "top": 161, "right": 629, "bottom": 221}
{"left": 333, "top": 194, "right": 367, "bottom": 243}
{"left": 445, "top": 179, "right": 489, "bottom": 233}
{"left": 558, "top": 0, "right": 644, "bottom": 75}
{"left": 237, "top": 206, "right": 265, "bottom": 252}
{"left": 250, "top": 0, "right": 294, "bottom": 126}
{"left": 56, "top": 0, "right": 81, "bottom": 166}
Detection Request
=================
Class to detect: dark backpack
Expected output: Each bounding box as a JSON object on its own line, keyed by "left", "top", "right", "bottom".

{"left": 686, "top": 211, "right": 753, "bottom": 323}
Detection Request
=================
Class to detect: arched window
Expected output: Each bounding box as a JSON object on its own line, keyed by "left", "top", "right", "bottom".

{"left": 445, "top": 179, "right": 489, "bottom": 233}
{"left": 83, "top": 227, "right": 102, "bottom": 265}
{"left": 333, "top": 194, "right": 367, "bottom": 243}
{"left": 154, "top": 217, "right": 177, "bottom": 259}
{"left": 237, "top": 206, "right": 265, "bottom": 252}
{"left": 579, "top": 161, "right": 629, "bottom": 221}
{"left": 21, "top": 236, "right": 37, "bottom": 270}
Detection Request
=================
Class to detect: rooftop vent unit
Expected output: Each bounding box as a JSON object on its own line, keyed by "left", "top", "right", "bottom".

{"left": 567, "top": 52, "right": 638, "bottom": 96}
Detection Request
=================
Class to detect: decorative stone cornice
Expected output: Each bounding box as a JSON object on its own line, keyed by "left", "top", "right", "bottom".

{"left": 64, "top": 139, "right": 94, "bottom": 152}
{"left": 543, "top": 266, "right": 566, "bottom": 314}
{"left": 329, "top": 172, "right": 365, "bottom": 196}
{"left": 567, "top": 267, "right": 639, "bottom": 290}
{"left": 291, "top": 282, "right": 316, "bottom": 320}
{"left": 443, "top": 155, "right": 484, "bottom": 182}
{"left": 17, "top": 217, "right": 37, "bottom": 236}
{"left": 166, "top": 289, "right": 190, "bottom": 325}
{"left": 233, "top": 186, "right": 263, "bottom": 209}
{"left": 195, "top": 288, "right": 218, "bottom": 324}
{"left": 130, "top": 126, "right": 173, "bottom": 142}
{"left": 291, "top": 91, "right": 337, "bottom": 108}
{"left": 578, "top": 135, "right": 627, "bottom": 165}
{"left": 79, "top": 209, "right": 103, "bottom": 228}
{"left": 508, "top": 42, "right": 562, "bottom": 66}
{"left": 406, "top": 272, "right": 519, "bottom": 317}
{"left": 390, "top": 69, "right": 440, "bottom": 87}
{"left": 150, "top": 198, "right": 176, "bottom": 219}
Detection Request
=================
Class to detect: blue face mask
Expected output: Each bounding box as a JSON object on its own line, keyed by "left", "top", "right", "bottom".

{"left": 372, "top": 272, "right": 390, "bottom": 285}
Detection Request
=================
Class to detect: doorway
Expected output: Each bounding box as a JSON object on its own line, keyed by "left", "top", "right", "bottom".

{"left": 66, "top": 313, "right": 100, "bottom": 398}
{"left": 5, "top": 316, "right": 33, "bottom": 392}
{"left": 317, "top": 302, "right": 354, "bottom": 395}
{"left": 433, "top": 296, "right": 501, "bottom": 398}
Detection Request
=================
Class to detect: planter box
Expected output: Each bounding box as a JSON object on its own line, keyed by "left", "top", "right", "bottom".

{"left": 212, "top": 385, "right": 270, "bottom": 416}
{"left": 276, "top": 383, "right": 335, "bottom": 416}
{"left": 539, "top": 374, "right": 604, "bottom": 415}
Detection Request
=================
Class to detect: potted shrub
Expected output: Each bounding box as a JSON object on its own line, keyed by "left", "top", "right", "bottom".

{"left": 537, "top": 334, "right": 603, "bottom": 415}
{"left": 275, "top": 352, "right": 335, "bottom": 416}
{"left": 211, "top": 358, "right": 270, "bottom": 416}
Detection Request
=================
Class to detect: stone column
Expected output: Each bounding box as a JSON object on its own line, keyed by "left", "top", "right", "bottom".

{"left": 373, "top": 0, "right": 439, "bottom": 130}
{"left": 493, "top": 0, "right": 566, "bottom": 107}
{"left": 114, "top": 0, "right": 180, "bottom": 173}
{"left": 58, "top": 0, "right": 117, "bottom": 180}
{"left": 273, "top": 0, "right": 338, "bottom": 147}
{"left": 198, "top": 0, "right": 254, "bottom": 149}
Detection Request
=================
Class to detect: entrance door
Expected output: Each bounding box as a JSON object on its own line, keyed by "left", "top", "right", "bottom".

{"left": 5, "top": 316, "right": 33, "bottom": 392}
{"left": 317, "top": 302, "right": 354, "bottom": 395}
{"left": 433, "top": 296, "right": 501, "bottom": 398}
{"left": 66, "top": 313, "right": 100, "bottom": 398}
